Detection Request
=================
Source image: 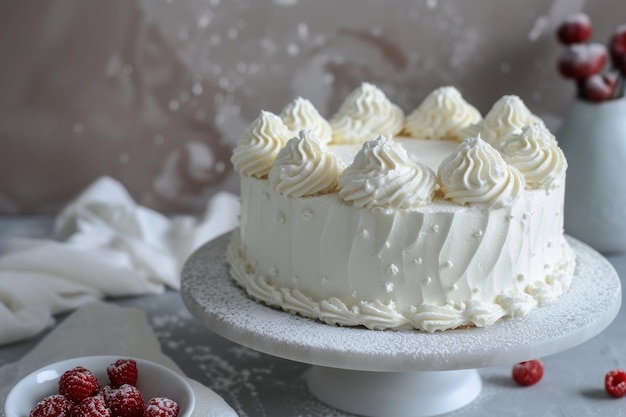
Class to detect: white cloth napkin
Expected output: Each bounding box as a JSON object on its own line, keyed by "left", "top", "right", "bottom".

{"left": 0, "top": 302, "right": 239, "bottom": 417}
{"left": 0, "top": 176, "right": 240, "bottom": 346}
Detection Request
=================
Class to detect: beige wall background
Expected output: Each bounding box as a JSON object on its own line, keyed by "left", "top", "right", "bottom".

{"left": 1, "top": 0, "right": 623, "bottom": 214}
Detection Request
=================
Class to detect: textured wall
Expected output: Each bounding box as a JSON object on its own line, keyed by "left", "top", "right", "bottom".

{"left": 0, "top": 0, "right": 623, "bottom": 214}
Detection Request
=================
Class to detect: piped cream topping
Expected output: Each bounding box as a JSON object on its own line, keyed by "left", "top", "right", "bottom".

{"left": 460, "top": 95, "right": 544, "bottom": 148}
{"left": 438, "top": 135, "right": 525, "bottom": 209}
{"left": 403, "top": 86, "right": 482, "bottom": 141}
{"left": 330, "top": 83, "right": 404, "bottom": 144}
{"left": 231, "top": 111, "right": 290, "bottom": 178}
{"left": 338, "top": 135, "right": 437, "bottom": 210}
{"left": 269, "top": 129, "right": 344, "bottom": 197}
{"left": 279, "top": 97, "right": 332, "bottom": 145}
{"left": 500, "top": 124, "right": 567, "bottom": 190}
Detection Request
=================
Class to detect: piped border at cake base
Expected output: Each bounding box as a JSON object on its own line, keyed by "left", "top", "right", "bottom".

{"left": 226, "top": 229, "right": 576, "bottom": 333}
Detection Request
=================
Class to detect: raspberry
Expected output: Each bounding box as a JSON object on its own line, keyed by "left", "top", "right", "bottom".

{"left": 512, "top": 359, "right": 544, "bottom": 386}
{"left": 558, "top": 43, "right": 607, "bottom": 80}
{"left": 30, "top": 394, "right": 73, "bottom": 417}
{"left": 556, "top": 13, "right": 592, "bottom": 45}
{"left": 107, "top": 359, "right": 139, "bottom": 388}
{"left": 143, "top": 397, "right": 180, "bottom": 417}
{"left": 103, "top": 384, "right": 144, "bottom": 417}
{"left": 71, "top": 395, "right": 112, "bottom": 417}
{"left": 605, "top": 369, "right": 626, "bottom": 398}
{"left": 58, "top": 366, "right": 101, "bottom": 402}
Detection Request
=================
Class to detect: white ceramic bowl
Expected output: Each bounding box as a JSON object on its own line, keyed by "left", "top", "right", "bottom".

{"left": 4, "top": 355, "right": 195, "bottom": 417}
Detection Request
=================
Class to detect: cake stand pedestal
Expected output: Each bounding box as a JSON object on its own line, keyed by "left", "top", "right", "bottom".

{"left": 181, "top": 234, "right": 621, "bottom": 417}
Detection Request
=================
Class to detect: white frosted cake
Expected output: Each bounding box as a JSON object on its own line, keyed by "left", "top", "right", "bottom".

{"left": 228, "top": 83, "right": 575, "bottom": 332}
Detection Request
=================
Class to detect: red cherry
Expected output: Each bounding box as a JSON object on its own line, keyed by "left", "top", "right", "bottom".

{"left": 512, "top": 360, "right": 544, "bottom": 386}
{"left": 582, "top": 73, "right": 619, "bottom": 102}
{"left": 556, "top": 13, "right": 592, "bottom": 45}
{"left": 609, "top": 24, "right": 626, "bottom": 74}
{"left": 558, "top": 43, "right": 607, "bottom": 80}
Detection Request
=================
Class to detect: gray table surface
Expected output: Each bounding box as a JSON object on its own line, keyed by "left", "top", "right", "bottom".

{"left": 1, "top": 216, "right": 625, "bottom": 417}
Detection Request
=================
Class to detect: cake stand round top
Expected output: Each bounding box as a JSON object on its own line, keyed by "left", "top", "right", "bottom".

{"left": 181, "top": 233, "right": 621, "bottom": 373}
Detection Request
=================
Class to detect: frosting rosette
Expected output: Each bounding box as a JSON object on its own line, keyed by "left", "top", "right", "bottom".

{"left": 460, "top": 95, "right": 544, "bottom": 148}
{"left": 231, "top": 111, "right": 290, "bottom": 178}
{"left": 338, "top": 135, "right": 437, "bottom": 210}
{"left": 279, "top": 97, "right": 332, "bottom": 145}
{"left": 500, "top": 124, "right": 567, "bottom": 190}
{"left": 330, "top": 83, "right": 404, "bottom": 144}
{"left": 438, "top": 135, "right": 525, "bottom": 209}
{"left": 404, "top": 86, "right": 482, "bottom": 141}
{"left": 268, "top": 129, "right": 344, "bottom": 197}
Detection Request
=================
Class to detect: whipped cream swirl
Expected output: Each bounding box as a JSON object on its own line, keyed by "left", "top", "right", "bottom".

{"left": 500, "top": 124, "right": 567, "bottom": 190}
{"left": 460, "top": 95, "right": 544, "bottom": 148}
{"left": 330, "top": 83, "right": 404, "bottom": 144}
{"left": 279, "top": 97, "right": 332, "bottom": 145}
{"left": 438, "top": 135, "right": 525, "bottom": 209}
{"left": 231, "top": 111, "right": 290, "bottom": 178}
{"left": 269, "top": 129, "right": 343, "bottom": 197}
{"left": 404, "top": 86, "right": 482, "bottom": 141}
{"left": 338, "top": 135, "right": 437, "bottom": 210}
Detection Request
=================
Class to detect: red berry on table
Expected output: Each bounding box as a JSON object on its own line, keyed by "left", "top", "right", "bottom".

{"left": 609, "top": 24, "right": 626, "bottom": 74}
{"left": 71, "top": 395, "right": 112, "bottom": 417}
{"left": 58, "top": 366, "right": 102, "bottom": 402}
{"left": 107, "top": 358, "right": 139, "bottom": 388}
{"left": 30, "top": 394, "right": 73, "bottom": 417}
{"left": 556, "top": 13, "right": 592, "bottom": 45}
{"left": 103, "top": 384, "right": 145, "bottom": 417}
{"left": 512, "top": 359, "right": 544, "bottom": 386}
{"left": 144, "top": 397, "right": 180, "bottom": 417}
{"left": 558, "top": 43, "right": 608, "bottom": 80}
{"left": 582, "top": 73, "right": 619, "bottom": 102}
{"left": 605, "top": 369, "right": 626, "bottom": 398}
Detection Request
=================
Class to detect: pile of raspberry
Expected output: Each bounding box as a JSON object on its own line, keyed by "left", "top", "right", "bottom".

{"left": 556, "top": 13, "right": 626, "bottom": 102}
{"left": 30, "top": 359, "right": 180, "bottom": 417}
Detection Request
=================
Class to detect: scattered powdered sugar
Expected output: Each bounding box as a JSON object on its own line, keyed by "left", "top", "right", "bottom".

{"left": 180, "top": 234, "right": 621, "bottom": 373}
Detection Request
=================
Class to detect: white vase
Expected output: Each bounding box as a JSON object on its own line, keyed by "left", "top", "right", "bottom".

{"left": 557, "top": 97, "right": 626, "bottom": 253}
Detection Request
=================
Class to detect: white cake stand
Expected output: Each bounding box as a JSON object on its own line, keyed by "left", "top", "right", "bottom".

{"left": 181, "top": 234, "right": 621, "bottom": 417}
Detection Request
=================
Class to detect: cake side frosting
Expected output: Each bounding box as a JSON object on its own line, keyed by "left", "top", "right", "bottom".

{"left": 231, "top": 173, "right": 575, "bottom": 331}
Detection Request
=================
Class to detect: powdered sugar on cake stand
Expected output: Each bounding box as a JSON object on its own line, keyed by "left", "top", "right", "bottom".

{"left": 181, "top": 234, "right": 621, "bottom": 417}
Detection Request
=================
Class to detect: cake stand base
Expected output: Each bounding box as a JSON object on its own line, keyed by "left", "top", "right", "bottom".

{"left": 307, "top": 366, "right": 481, "bottom": 417}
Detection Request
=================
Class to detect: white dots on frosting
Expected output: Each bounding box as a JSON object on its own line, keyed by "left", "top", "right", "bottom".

{"left": 358, "top": 228, "right": 370, "bottom": 240}
{"left": 275, "top": 212, "right": 285, "bottom": 224}
{"left": 432, "top": 224, "right": 440, "bottom": 233}
{"left": 268, "top": 266, "right": 278, "bottom": 277}
{"left": 473, "top": 230, "right": 483, "bottom": 238}
{"left": 384, "top": 282, "right": 395, "bottom": 293}
{"left": 387, "top": 264, "right": 399, "bottom": 276}
{"left": 414, "top": 258, "right": 423, "bottom": 265}
{"left": 384, "top": 241, "right": 391, "bottom": 249}
{"left": 444, "top": 260, "right": 454, "bottom": 268}
{"left": 423, "top": 276, "right": 432, "bottom": 285}
{"left": 450, "top": 284, "right": 458, "bottom": 291}
{"left": 300, "top": 209, "right": 313, "bottom": 223}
